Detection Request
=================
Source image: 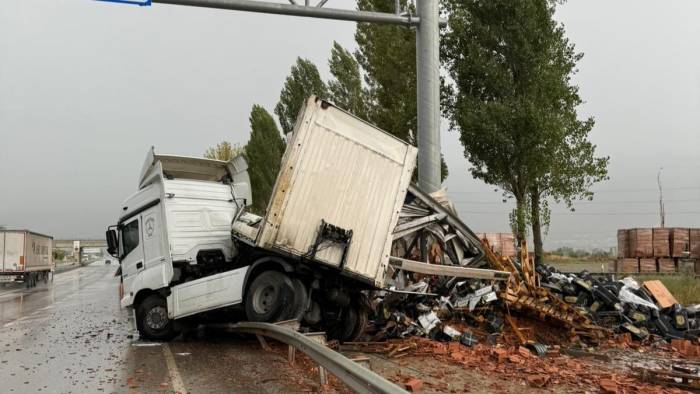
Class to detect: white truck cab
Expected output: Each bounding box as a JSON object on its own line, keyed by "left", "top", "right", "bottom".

{"left": 107, "top": 148, "right": 252, "bottom": 339}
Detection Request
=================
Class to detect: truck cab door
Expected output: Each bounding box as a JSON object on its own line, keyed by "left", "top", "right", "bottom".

{"left": 119, "top": 217, "right": 145, "bottom": 290}
{"left": 141, "top": 208, "right": 172, "bottom": 282}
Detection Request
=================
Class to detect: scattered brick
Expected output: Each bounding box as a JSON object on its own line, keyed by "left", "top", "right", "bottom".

{"left": 404, "top": 378, "right": 423, "bottom": 392}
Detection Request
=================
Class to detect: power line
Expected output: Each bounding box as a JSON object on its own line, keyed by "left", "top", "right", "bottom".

{"left": 457, "top": 210, "right": 700, "bottom": 216}
{"left": 448, "top": 186, "right": 700, "bottom": 195}
{"left": 452, "top": 198, "right": 700, "bottom": 205}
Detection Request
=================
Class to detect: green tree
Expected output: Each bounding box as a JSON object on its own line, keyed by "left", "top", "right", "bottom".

{"left": 275, "top": 57, "right": 328, "bottom": 135}
{"left": 245, "top": 105, "right": 286, "bottom": 214}
{"left": 442, "top": 0, "right": 607, "bottom": 255}
{"left": 328, "top": 41, "right": 367, "bottom": 119}
{"left": 204, "top": 141, "right": 244, "bottom": 161}
{"left": 356, "top": 0, "right": 447, "bottom": 181}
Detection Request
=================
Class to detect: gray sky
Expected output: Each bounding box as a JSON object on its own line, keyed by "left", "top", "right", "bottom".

{"left": 1, "top": 0, "right": 699, "bottom": 250}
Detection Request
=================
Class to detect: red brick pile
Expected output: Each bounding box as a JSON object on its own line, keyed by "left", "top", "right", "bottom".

{"left": 407, "top": 338, "right": 690, "bottom": 393}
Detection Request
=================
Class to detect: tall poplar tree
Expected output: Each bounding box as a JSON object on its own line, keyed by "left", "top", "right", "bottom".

{"left": 442, "top": 0, "right": 608, "bottom": 256}
{"left": 245, "top": 105, "right": 286, "bottom": 214}
{"left": 275, "top": 57, "right": 328, "bottom": 135}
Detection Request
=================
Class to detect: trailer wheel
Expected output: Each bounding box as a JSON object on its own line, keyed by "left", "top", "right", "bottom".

{"left": 282, "top": 278, "right": 309, "bottom": 322}
{"left": 244, "top": 271, "right": 294, "bottom": 322}
{"left": 135, "top": 294, "right": 177, "bottom": 341}
{"left": 328, "top": 305, "right": 368, "bottom": 342}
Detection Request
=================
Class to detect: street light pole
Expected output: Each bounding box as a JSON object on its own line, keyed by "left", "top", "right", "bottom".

{"left": 149, "top": 0, "right": 443, "bottom": 191}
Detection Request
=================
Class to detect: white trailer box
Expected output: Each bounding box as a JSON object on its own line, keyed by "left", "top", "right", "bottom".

{"left": 233, "top": 97, "right": 417, "bottom": 287}
{"left": 0, "top": 230, "right": 54, "bottom": 275}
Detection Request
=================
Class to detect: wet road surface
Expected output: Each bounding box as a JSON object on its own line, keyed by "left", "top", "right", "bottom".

{"left": 0, "top": 264, "right": 324, "bottom": 393}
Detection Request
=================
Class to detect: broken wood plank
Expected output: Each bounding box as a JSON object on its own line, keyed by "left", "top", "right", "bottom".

{"left": 643, "top": 280, "right": 678, "bottom": 309}
{"left": 388, "top": 257, "right": 510, "bottom": 281}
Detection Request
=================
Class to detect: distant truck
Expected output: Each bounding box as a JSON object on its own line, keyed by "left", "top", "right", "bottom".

{"left": 106, "top": 97, "right": 465, "bottom": 341}
{"left": 0, "top": 230, "right": 54, "bottom": 287}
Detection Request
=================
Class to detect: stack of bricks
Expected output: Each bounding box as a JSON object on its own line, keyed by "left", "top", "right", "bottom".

{"left": 639, "top": 258, "right": 657, "bottom": 273}
{"left": 619, "top": 259, "right": 638, "bottom": 273}
{"left": 475, "top": 233, "right": 516, "bottom": 258}
{"left": 652, "top": 227, "right": 671, "bottom": 257}
{"left": 628, "top": 228, "right": 653, "bottom": 257}
{"left": 617, "top": 229, "right": 629, "bottom": 258}
{"left": 691, "top": 229, "right": 700, "bottom": 259}
{"left": 671, "top": 228, "right": 690, "bottom": 257}
{"left": 658, "top": 258, "right": 676, "bottom": 273}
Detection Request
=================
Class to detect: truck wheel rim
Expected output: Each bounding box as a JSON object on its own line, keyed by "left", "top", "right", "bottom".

{"left": 252, "top": 285, "right": 276, "bottom": 314}
{"left": 145, "top": 306, "right": 168, "bottom": 330}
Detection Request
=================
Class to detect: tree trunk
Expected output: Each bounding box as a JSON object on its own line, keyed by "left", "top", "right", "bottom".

{"left": 530, "top": 187, "right": 544, "bottom": 265}
{"left": 514, "top": 194, "right": 527, "bottom": 246}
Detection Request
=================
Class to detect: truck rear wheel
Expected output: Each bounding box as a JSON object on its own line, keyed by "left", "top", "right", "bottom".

{"left": 245, "top": 271, "right": 294, "bottom": 322}
{"left": 329, "top": 305, "right": 368, "bottom": 342}
{"left": 283, "top": 278, "right": 309, "bottom": 322}
{"left": 136, "top": 294, "right": 178, "bottom": 341}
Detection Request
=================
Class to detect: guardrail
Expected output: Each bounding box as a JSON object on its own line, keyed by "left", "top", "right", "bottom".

{"left": 215, "top": 322, "right": 407, "bottom": 394}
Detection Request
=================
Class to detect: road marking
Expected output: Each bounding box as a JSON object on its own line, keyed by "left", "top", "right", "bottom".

{"left": 162, "top": 343, "right": 188, "bottom": 394}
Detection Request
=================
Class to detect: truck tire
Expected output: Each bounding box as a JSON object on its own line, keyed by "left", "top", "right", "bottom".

{"left": 329, "top": 305, "right": 368, "bottom": 342}
{"left": 282, "top": 278, "right": 308, "bottom": 322}
{"left": 244, "top": 271, "right": 295, "bottom": 323}
{"left": 136, "top": 294, "right": 178, "bottom": 341}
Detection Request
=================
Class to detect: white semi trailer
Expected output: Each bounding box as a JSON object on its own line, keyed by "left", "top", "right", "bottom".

{"left": 107, "top": 97, "right": 458, "bottom": 341}
{"left": 0, "top": 230, "right": 54, "bottom": 287}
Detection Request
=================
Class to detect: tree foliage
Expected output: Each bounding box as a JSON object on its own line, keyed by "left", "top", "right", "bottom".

{"left": 204, "top": 141, "right": 244, "bottom": 162}
{"left": 355, "top": 0, "right": 416, "bottom": 143}
{"left": 356, "top": 0, "right": 448, "bottom": 180}
{"left": 245, "top": 105, "right": 286, "bottom": 214}
{"left": 275, "top": 57, "right": 328, "bottom": 134}
{"left": 328, "top": 41, "right": 367, "bottom": 119}
{"left": 442, "top": 0, "right": 608, "bottom": 253}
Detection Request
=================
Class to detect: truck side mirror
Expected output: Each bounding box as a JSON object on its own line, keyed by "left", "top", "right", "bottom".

{"left": 106, "top": 229, "right": 119, "bottom": 258}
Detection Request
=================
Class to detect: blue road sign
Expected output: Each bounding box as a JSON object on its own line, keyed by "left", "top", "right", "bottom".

{"left": 95, "top": 0, "right": 151, "bottom": 6}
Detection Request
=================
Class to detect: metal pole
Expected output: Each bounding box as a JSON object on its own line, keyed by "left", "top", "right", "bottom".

{"left": 153, "top": 0, "right": 420, "bottom": 25}
{"left": 416, "top": 0, "right": 441, "bottom": 192}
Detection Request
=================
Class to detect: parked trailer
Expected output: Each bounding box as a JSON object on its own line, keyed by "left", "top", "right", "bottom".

{"left": 0, "top": 230, "right": 54, "bottom": 287}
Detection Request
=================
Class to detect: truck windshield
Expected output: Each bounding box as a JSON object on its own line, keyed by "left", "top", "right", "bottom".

{"left": 120, "top": 220, "right": 140, "bottom": 258}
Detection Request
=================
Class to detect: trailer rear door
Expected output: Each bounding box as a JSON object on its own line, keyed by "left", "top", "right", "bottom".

{"left": 1, "top": 231, "right": 25, "bottom": 272}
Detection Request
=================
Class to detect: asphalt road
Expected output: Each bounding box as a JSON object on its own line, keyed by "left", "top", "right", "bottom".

{"left": 0, "top": 264, "right": 323, "bottom": 394}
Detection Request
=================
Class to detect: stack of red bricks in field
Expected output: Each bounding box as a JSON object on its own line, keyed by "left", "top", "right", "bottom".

{"left": 619, "top": 258, "right": 638, "bottom": 272}
{"left": 691, "top": 229, "right": 700, "bottom": 259}
{"left": 652, "top": 228, "right": 671, "bottom": 257}
{"left": 475, "top": 233, "right": 516, "bottom": 258}
{"left": 671, "top": 228, "right": 690, "bottom": 257}
{"left": 628, "top": 228, "right": 653, "bottom": 257}
{"left": 617, "top": 227, "right": 700, "bottom": 274}
{"left": 658, "top": 258, "right": 676, "bottom": 272}
{"left": 617, "top": 230, "right": 629, "bottom": 258}
{"left": 639, "top": 258, "right": 657, "bottom": 272}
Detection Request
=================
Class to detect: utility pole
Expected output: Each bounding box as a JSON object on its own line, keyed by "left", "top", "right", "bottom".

{"left": 415, "top": 0, "right": 441, "bottom": 192}
{"left": 117, "top": 0, "right": 445, "bottom": 192}
{"left": 658, "top": 167, "right": 665, "bottom": 227}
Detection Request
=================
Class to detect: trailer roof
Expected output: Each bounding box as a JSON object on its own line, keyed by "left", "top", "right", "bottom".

{"left": 0, "top": 229, "right": 54, "bottom": 239}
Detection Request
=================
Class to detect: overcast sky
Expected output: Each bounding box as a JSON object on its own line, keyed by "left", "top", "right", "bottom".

{"left": 1, "top": 0, "right": 699, "bottom": 250}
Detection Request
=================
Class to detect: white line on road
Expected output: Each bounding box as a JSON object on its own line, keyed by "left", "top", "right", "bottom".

{"left": 162, "top": 343, "right": 188, "bottom": 394}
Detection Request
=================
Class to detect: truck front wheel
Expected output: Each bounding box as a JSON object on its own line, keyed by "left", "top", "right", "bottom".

{"left": 136, "top": 294, "right": 178, "bottom": 341}
{"left": 245, "top": 271, "right": 294, "bottom": 322}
